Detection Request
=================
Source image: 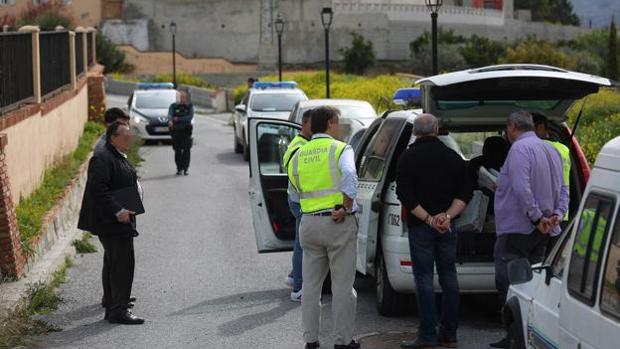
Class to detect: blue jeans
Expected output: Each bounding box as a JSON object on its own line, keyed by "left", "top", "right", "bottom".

{"left": 408, "top": 224, "right": 459, "bottom": 342}
{"left": 288, "top": 199, "right": 303, "bottom": 291}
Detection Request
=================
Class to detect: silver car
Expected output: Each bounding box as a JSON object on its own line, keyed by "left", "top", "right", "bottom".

{"left": 128, "top": 88, "right": 178, "bottom": 141}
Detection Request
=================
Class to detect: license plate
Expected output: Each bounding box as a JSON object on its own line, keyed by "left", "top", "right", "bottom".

{"left": 154, "top": 126, "right": 169, "bottom": 133}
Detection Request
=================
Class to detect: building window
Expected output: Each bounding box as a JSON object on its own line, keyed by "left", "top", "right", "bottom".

{"left": 0, "top": 0, "right": 16, "bottom": 6}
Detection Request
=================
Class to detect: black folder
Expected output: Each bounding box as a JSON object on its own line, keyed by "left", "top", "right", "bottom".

{"left": 111, "top": 186, "right": 145, "bottom": 215}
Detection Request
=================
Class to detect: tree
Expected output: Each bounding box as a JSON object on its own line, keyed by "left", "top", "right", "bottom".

{"left": 410, "top": 28, "right": 466, "bottom": 56}
{"left": 515, "top": 0, "right": 580, "bottom": 26}
{"left": 608, "top": 17, "right": 619, "bottom": 80}
{"left": 459, "top": 35, "right": 506, "bottom": 68}
{"left": 18, "top": 0, "right": 72, "bottom": 30}
{"left": 411, "top": 43, "right": 467, "bottom": 76}
{"left": 500, "top": 38, "right": 578, "bottom": 70}
{"left": 340, "top": 32, "right": 376, "bottom": 75}
{"left": 96, "top": 32, "right": 133, "bottom": 74}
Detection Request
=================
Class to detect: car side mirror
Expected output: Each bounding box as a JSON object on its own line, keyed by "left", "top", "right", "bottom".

{"left": 235, "top": 104, "right": 246, "bottom": 113}
{"left": 508, "top": 258, "right": 534, "bottom": 285}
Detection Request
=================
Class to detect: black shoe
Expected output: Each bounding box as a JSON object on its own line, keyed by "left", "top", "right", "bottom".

{"left": 176, "top": 171, "right": 182, "bottom": 175}
{"left": 108, "top": 310, "right": 145, "bottom": 325}
{"left": 183, "top": 170, "right": 189, "bottom": 176}
{"left": 305, "top": 342, "right": 320, "bottom": 349}
{"left": 489, "top": 338, "right": 508, "bottom": 348}
{"left": 129, "top": 297, "right": 136, "bottom": 303}
{"left": 335, "top": 340, "right": 360, "bottom": 349}
{"left": 401, "top": 338, "right": 439, "bottom": 348}
{"left": 439, "top": 337, "right": 458, "bottom": 348}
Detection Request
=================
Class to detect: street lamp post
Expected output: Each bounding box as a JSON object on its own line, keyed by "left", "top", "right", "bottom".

{"left": 169, "top": 21, "right": 177, "bottom": 88}
{"left": 321, "top": 7, "right": 333, "bottom": 99}
{"left": 425, "top": 0, "right": 443, "bottom": 75}
{"left": 274, "top": 14, "right": 285, "bottom": 82}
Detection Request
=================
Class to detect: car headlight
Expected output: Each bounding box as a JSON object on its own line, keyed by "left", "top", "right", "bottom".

{"left": 132, "top": 113, "right": 149, "bottom": 124}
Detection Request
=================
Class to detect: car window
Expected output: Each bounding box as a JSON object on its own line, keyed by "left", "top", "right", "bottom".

{"left": 408, "top": 134, "right": 464, "bottom": 158}
{"left": 567, "top": 194, "right": 615, "bottom": 306}
{"left": 550, "top": 225, "right": 573, "bottom": 278}
{"left": 600, "top": 206, "right": 620, "bottom": 321}
{"left": 256, "top": 122, "right": 298, "bottom": 175}
{"left": 135, "top": 91, "right": 177, "bottom": 109}
{"left": 359, "top": 118, "right": 404, "bottom": 182}
{"left": 250, "top": 93, "right": 304, "bottom": 112}
{"left": 297, "top": 105, "right": 376, "bottom": 123}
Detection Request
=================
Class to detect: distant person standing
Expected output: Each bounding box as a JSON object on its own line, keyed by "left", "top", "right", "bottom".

{"left": 242, "top": 77, "right": 257, "bottom": 105}
{"left": 168, "top": 91, "right": 194, "bottom": 176}
{"left": 78, "top": 122, "right": 145, "bottom": 325}
{"left": 490, "top": 111, "right": 568, "bottom": 348}
{"left": 288, "top": 106, "right": 360, "bottom": 349}
{"left": 395, "top": 114, "right": 471, "bottom": 349}
{"left": 282, "top": 109, "right": 313, "bottom": 302}
{"left": 95, "top": 108, "right": 130, "bottom": 152}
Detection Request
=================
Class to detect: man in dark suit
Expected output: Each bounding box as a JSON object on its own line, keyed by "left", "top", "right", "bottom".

{"left": 168, "top": 91, "right": 194, "bottom": 175}
{"left": 78, "top": 122, "right": 145, "bottom": 325}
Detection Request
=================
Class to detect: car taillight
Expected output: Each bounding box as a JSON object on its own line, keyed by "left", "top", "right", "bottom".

{"left": 570, "top": 134, "right": 591, "bottom": 186}
{"left": 401, "top": 205, "right": 408, "bottom": 225}
{"left": 400, "top": 260, "right": 412, "bottom": 267}
{"left": 272, "top": 222, "right": 281, "bottom": 234}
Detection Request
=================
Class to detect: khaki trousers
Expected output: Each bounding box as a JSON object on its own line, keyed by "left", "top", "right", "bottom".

{"left": 299, "top": 214, "right": 358, "bottom": 345}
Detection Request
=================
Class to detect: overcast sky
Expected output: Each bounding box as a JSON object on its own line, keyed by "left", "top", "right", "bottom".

{"left": 570, "top": 0, "right": 620, "bottom": 28}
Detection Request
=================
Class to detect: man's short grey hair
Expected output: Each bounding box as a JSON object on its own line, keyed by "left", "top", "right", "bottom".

{"left": 507, "top": 110, "right": 535, "bottom": 131}
{"left": 413, "top": 113, "right": 439, "bottom": 136}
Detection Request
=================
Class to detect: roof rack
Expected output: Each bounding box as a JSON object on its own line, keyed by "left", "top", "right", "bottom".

{"left": 136, "top": 82, "right": 175, "bottom": 90}
{"left": 252, "top": 81, "right": 298, "bottom": 89}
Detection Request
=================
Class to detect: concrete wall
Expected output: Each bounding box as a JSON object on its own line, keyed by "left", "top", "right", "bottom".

{"left": 101, "top": 0, "right": 588, "bottom": 71}
{"left": 3, "top": 84, "right": 89, "bottom": 204}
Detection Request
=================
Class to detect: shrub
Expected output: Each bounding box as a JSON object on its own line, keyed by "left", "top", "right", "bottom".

{"left": 96, "top": 32, "right": 133, "bottom": 74}
{"left": 151, "top": 73, "right": 215, "bottom": 89}
{"left": 568, "top": 89, "right": 620, "bottom": 164}
{"left": 411, "top": 43, "right": 467, "bottom": 76}
{"left": 500, "top": 38, "right": 577, "bottom": 70}
{"left": 0, "top": 14, "right": 16, "bottom": 30}
{"left": 73, "top": 233, "right": 97, "bottom": 254}
{"left": 18, "top": 0, "right": 72, "bottom": 30}
{"left": 340, "top": 32, "right": 376, "bottom": 75}
{"left": 608, "top": 18, "right": 619, "bottom": 80}
{"left": 233, "top": 71, "right": 410, "bottom": 112}
{"left": 409, "top": 28, "right": 466, "bottom": 56}
{"left": 459, "top": 35, "right": 506, "bottom": 68}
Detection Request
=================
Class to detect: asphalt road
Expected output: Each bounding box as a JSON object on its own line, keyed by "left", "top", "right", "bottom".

{"left": 33, "top": 98, "right": 503, "bottom": 349}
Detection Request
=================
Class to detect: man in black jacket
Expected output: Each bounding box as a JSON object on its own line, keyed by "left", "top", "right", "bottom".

{"left": 396, "top": 114, "right": 471, "bottom": 348}
{"left": 78, "top": 122, "right": 145, "bottom": 325}
{"left": 168, "top": 91, "right": 194, "bottom": 175}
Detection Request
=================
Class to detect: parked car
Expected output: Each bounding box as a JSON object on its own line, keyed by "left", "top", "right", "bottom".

{"left": 247, "top": 64, "right": 612, "bottom": 316}
{"left": 233, "top": 81, "right": 307, "bottom": 161}
{"left": 128, "top": 82, "right": 179, "bottom": 141}
{"left": 288, "top": 99, "right": 377, "bottom": 147}
{"left": 505, "top": 136, "right": 620, "bottom": 349}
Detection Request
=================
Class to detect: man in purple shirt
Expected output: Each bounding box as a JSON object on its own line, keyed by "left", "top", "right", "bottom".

{"left": 490, "top": 110, "right": 569, "bottom": 348}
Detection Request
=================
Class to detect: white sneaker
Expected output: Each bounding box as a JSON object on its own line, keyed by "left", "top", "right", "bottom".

{"left": 290, "top": 289, "right": 303, "bottom": 302}
{"left": 285, "top": 275, "right": 294, "bottom": 287}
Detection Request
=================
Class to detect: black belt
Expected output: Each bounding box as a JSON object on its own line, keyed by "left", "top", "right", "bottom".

{"left": 306, "top": 211, "right": 355, "bottom": 217}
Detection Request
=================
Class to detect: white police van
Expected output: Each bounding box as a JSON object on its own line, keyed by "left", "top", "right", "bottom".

{"left": 503, "top": 136, "right": 620, "bottom": 349}
{"left": 128, "top": 82, "right": 179, "bottom": 141}
{"left": 247, "top": 65, "right": 612, "bottom": 316}
{"left": 233, "top": 81, "right": 307, "bottom": 161}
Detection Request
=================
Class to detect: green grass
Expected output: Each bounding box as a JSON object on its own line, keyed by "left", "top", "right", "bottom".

{"left": 72, "top": 232, "right": 97, "bottom": 254}
{"left": 128, "top": 137, "right": 144, "bottom": 168}
{"left": 110, "top": 72, "right": 216, "bottom": 90}
{"left": 16, "top": 122, "right": 105, "bottom": 255}
{"left": 0, "top": 257, "right": 72, "bottom": 349}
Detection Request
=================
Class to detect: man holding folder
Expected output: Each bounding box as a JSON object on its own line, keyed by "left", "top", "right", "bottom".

{"left": 78, "top": 121, "right": 145, "bottom": 325}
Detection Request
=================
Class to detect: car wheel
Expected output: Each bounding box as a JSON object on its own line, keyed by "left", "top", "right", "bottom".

{"left": 376, "top": 248, "right": 409, "bottom": 316}
{"left": 234, "top": 134, "right": 243, "bottom": 154}
{"left": 506, "top": 316, "right": 525, "bottom": 349}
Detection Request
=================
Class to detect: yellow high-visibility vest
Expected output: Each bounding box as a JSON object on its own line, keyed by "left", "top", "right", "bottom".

{"left": 546, "top": 140, "right": 571, "bottom": 220}
{"left": 288, "top": 137, "right": 347, "bottom": 214}
{"left": 282, "top": 135, "right": 309, "bottom": 169}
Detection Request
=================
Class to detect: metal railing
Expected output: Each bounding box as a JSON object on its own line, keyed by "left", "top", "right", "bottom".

{"left": 75, "top": 32, "right": 84, "bottom": 76}
{"left": 39, "top": 31, "right": 71, "bottom": 97}
{"left": 0, "top": 32, "right": 34, "bottom": 110}
{"left": 87, "top": 31, "right": 94, "bottom": 67}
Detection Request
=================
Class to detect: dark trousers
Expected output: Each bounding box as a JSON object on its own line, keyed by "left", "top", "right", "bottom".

{"left": 174, "top": 145, "right": 191, "bottom": 171}
{"left": 99, "top": 235, "right": 135, "bottom": 311}
{"left": 494, "top": 230, "right": 549, "bottom": 305}
{"left": 408, "top": 224, "right": 459, "bottom": 342}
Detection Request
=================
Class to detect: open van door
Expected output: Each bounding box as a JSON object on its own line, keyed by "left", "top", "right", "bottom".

{"left": 355, "top": 115, "right": 409, "bottom": 274}
{"left": 248, "top": 118, "right": 300, "bottom": 253}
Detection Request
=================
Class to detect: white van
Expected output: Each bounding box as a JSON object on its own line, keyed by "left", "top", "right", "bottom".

{"left": 247, "top": 64, "right": 613, "bottom": 316}
{"left": 504, "top": 136, "right": 620, "bottom": 349}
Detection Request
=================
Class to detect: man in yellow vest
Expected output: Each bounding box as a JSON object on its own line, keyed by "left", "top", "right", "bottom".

{"left": 288, "top": 106, "right": 360, "bottom": 349}
{"left": 533, "top": 113, "right": 571, "bottom": 210}
{"left": 283, "top": 109, "right": 314, "bottom": 302}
